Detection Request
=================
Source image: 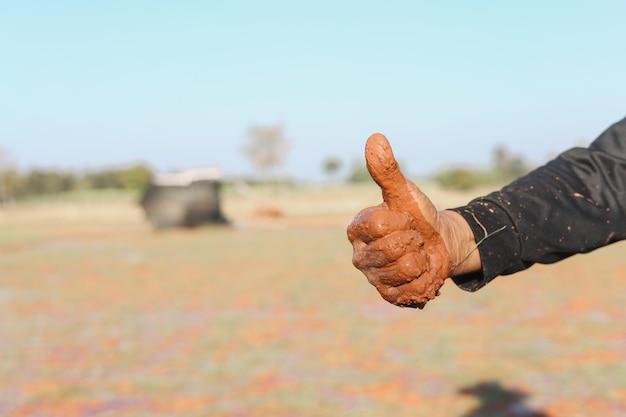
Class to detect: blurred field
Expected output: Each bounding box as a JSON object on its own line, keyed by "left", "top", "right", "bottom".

{"left": 1, "top": 183, "right": 626, "bottom": 417}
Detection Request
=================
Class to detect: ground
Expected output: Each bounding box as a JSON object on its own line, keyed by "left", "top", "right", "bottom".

{"left": 1, "top": 183, "right": 625, "bottom": 417}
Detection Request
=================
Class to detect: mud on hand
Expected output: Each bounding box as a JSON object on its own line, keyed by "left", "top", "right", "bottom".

{"left": 346, "top": 133, "right": 452, "bottom": 309}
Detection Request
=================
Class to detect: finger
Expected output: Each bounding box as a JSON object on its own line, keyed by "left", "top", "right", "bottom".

{"left": 370, "top": 283, "right": 402, "bottom": 306}
{"left": 368, "top": 276, "right": 433, "bottom": 309}
{"left": 347, "top": 205, "right": 412, "bottom": 244}
{"left": 365, "top": 134, "right": 437, "bottom": 233}
{"left": 351, "top": 239, "right": 368, "bottom": 270}
{"left": 370, "top": 281, "right": 427, "bottom": 309}
{"left": 373, "top": 251, "right": 429, "bottom": 286}
{"left": 391, "top": 271, "right": 445, "bottom": 309}
{"left": 354, "top": 230, "right": 424, "bottom": 269}
{"left": 365, "top": 133, "right": 412, "bottom": 212}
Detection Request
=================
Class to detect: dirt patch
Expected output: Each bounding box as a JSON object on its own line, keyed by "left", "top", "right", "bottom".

{"left": 251, "top": 205, "right": 284, "bottom": 219}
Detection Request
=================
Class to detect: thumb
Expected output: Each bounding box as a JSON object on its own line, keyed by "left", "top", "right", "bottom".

{"left": 365, "top": 133, "right": 438, "bottom": 228}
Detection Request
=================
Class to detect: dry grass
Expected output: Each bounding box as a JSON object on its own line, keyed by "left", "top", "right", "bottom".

{"left": 1, "top": 183, "right": 625, "bottom": 416}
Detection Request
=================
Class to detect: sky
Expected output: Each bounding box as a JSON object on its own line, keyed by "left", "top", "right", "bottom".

{"left": 2, "top": 1, "right": 625, "bottom": 181}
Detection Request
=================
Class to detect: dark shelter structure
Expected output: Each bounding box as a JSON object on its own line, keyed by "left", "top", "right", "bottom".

{"left": 140, "top": 167, "right": 229, "bottom": 229}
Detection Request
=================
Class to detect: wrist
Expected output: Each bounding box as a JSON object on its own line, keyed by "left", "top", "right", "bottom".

{"left": 438, "top": 210, "right": 482, "bottom": 276}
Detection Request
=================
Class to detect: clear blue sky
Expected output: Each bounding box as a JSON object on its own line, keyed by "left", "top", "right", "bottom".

{"left": 2, "top": 1, "right": 625, "bottom": 181}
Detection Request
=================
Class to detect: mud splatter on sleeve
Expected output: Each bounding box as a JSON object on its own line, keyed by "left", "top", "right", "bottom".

{"left": 451, "top": 116, "right": 626, "bottom": 291}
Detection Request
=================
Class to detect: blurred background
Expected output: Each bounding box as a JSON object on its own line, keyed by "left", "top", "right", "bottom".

{"left": 1, "top": 1, "right": 625, "bottom": 416}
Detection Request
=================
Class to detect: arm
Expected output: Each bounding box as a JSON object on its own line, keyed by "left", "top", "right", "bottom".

{"left": 347, "top": 134, "right": 491, "bottom": 308}
{"left": 348, "top": 117, "right": 626, "bottom": 308}
{"left": 451, "top": 116, "right": 626, "bottom": 291}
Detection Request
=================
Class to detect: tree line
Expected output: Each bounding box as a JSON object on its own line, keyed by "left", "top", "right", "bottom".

{"left": 1, "top": 124, "right": 535, "bottom": 204}
{"left": 343, "top": 144, "right": 534, "bottom": 190}
{"left": 0, "top": 164, "right": 152, "bottom": 203}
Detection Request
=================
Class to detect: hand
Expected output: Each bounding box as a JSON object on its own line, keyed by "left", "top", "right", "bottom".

{"left": 346, "top": 133, "right": 479, "bottom": 308}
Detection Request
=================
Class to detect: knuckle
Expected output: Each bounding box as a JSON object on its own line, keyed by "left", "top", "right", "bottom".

{"left": 351, "top": 241, "right": 368, "bottom": 269}
{"left": 376, "top": 266, "right": 412, "bottom": 286}
{"left": 397, "top": 251, "right": 428, "bottom": 278}
{"left": 365, "top": 210, "right": 411, "bottom": 240}
{"left": 374, "top": 251, "right": 429, "bottom": 286}
{"left": 367, "top": 230, "right": 424, "bottom": 265}
{"left": 347, "top": 206, "right": 412, "bottom": 244}
{"left": 346, "top": 206, "right": 381, "bottom": 243}
{"left": 362, "top": 249, "right": 391, "bottom": 268}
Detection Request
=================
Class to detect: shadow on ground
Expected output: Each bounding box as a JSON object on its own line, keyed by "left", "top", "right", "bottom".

{"left": 458, "top": 381, "right": 550, "bottom": 417}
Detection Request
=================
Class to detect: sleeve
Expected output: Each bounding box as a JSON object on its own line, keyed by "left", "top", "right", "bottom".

{"left": 450, "top": 116, "right": 626, "bottom": 292}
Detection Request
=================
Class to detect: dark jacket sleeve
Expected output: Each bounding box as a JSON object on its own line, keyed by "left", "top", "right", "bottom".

{"left": 451, "top": 116, "right": 626, "bottom": 291}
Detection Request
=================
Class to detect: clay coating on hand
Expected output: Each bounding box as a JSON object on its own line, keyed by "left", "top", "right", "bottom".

{"left": 347, "top": 133, "right": 452, "bottom": 308}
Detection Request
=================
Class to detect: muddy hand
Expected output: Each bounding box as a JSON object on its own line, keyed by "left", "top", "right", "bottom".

{"left": 347, "top": 133, "right": 453, "bottom": 309}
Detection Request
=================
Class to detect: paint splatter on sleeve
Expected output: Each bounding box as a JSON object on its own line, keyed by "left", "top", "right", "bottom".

{"left": 450, "top": 116, "right": 626, "bottom": 291}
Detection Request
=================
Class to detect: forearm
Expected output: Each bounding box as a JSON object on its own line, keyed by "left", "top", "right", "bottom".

{"left": 450, "top": 116, "right": 626, "bottom": 291}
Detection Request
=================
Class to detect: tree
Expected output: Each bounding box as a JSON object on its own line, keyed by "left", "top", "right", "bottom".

{"left": 241, "top": 124, "right": 290, "bottom": 181}
{"left": 347, "top": 161, "right": 374, "bottom": 183}
{"left": 23, "top": 170, "right": 76, "bottom": 195}
{"left": 322, "top": 156, "right": 343, "bottom": 182}
{"left": 492, "top": 145, "right": 531, "bottom": 181}
{"left": 434, "top": 168, "right": 484, "bottom": 191}
{"left": 0, "top": 147, "right": 16, "bottom": 204}
{"left": 118, "top": 164, "right": 153, "bottom": 191}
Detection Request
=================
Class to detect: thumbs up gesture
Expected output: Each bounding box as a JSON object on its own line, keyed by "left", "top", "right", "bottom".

{"left": 347, "top": 133, "right": 479, "bottom": 308}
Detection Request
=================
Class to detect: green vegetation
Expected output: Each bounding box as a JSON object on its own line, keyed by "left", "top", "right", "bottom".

{"left": 321, "top": 156, "right": 343, "bottom": 182}
{"left": 347, "top": 162, "right": 374, "bottom": 184}
{"left": 345, "top": 144, "right": 535, "bottom": 191}
{"left": 433, "top": 144, "right": 534, "bottom": 191}
{"left": 0, "top": 164, "right": 152, "bottom": 203}
{"left": 0, "top": 142, "right": 535, "bottom": 204}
